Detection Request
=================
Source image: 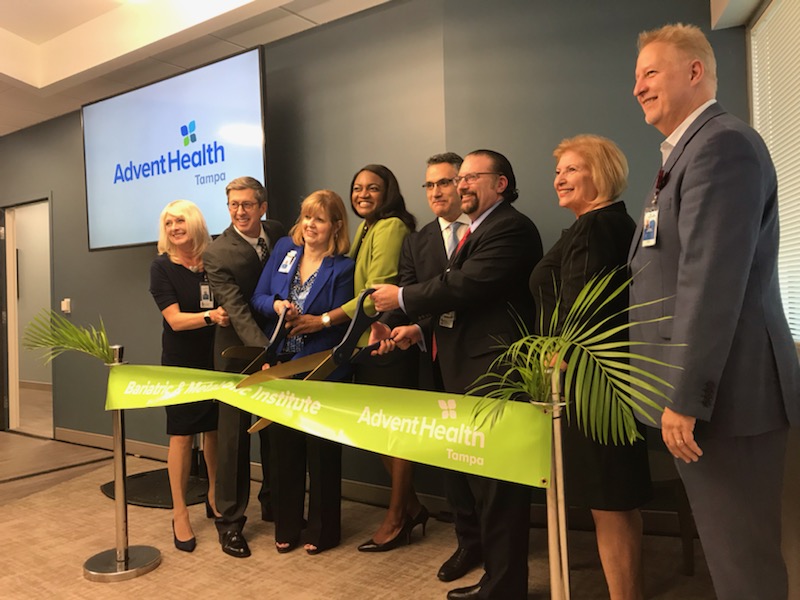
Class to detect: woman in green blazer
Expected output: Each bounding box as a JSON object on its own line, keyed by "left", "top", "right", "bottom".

{"left": 289, "top": 164, "right": 425, "bottom": 552}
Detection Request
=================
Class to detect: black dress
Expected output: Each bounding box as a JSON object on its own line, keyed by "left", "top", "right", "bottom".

{"left": 149, "top": 253, "right": 218, "bottom": 435}
{"left": 529, "top": 202, "right": 651, "bottom": 511}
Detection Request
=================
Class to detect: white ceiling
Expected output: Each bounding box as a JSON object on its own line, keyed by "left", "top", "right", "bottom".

{"left": 0, "top": 0, "right": 390, "bottom": 137}
{"left": 0, "top": 0, "right": 761, "bottom": 139}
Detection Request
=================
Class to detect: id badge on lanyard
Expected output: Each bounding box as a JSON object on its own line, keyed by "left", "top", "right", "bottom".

{"left": 642, "top": 168, "right": 669, "bottom": 248}
{"left": 279, "top": 250, "right": 298, "bottom": 273}
{"left": 200, "top": 277, "right": 214, "bottom": 309}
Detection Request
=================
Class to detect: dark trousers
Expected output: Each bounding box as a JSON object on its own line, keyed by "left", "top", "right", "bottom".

{"left": 213, "top": 353, "right": 270, "bottom": 534}
{"left": 467, "top": 474, "right": 531, "bottom": 600}
{"left": 214, "top": 401, "right": 270, "bottom": 534}
{"left": 446, "top": 471, "right": 482, "bottom": 556}
{"left": 676, "top": 428, "right": 789, "bottom": 600}
{"left": 269, "top": 423, "right": 342, "bottom": 549}
{"left": 435, "top": 360, "right": 482, "bottom": 559}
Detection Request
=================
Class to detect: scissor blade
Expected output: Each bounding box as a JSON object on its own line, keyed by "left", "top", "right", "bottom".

{"left": 235, "top": 349, "right": 332, "bottom": 388}
{"left": 247, "top": 418, "right": 272, "bottom": 434}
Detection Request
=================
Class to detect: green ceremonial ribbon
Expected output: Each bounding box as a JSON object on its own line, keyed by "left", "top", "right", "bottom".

{"left": 105, "top": 364, "right": 552, "bottom": 488}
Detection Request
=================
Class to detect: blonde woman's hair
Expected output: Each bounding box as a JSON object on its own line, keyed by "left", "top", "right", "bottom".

{"left": 157, "top": 199, "right": 211, "bottom": 261}
{"left": 289, "top": 190, "right": 350, "bottom": 256}
{"left": 553, "top": 134, "right": 629, "bottom": 203}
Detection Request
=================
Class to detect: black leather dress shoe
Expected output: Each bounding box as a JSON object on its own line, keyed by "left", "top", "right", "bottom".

{"left": 220, "top": 530, "right": 251, "bottom": 558}
{"left": 446, "top": 583, "right": 481, "bottom": 600}
{"left": 438, "top": 547, "right": 482, "bottom": 582}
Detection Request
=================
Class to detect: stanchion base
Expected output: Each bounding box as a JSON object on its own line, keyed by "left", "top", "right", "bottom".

{"left": 83, "top": 545, "right": 161, "bottom": 582}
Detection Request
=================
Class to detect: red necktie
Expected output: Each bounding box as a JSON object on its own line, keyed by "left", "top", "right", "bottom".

{"left": 454, "top": 226, "right": 471, "bottom": 255}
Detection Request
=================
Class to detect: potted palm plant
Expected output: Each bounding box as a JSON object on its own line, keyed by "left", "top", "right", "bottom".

{"left": 23, "top": 309, "right": 161, "bottom": 582}
{"left": 469, "top": 268, "right": 678, "bottom": 600}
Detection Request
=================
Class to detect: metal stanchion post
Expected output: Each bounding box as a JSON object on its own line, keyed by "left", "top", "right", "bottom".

{"left": 536, "top": 367, "right": 571, "bottom": 600}
{"left": 83, "top": 344, "right": 161, "bottom": 582}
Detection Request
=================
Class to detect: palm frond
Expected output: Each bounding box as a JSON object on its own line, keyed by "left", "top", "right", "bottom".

{"left": 470, "top": 268, "right": 681, "bottom": 445}
{"left": 23, "top": 309, "right": 114, "bottom": 364}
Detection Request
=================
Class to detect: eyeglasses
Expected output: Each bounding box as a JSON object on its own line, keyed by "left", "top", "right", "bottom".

{"left": 421, "top": 178, "right": 456, "bottom": 190}
{"left": 452, "top": 172, "right": 502, "bottom": 185}
{"left": 227, "top": 201, "right": 259, "bottom": 211}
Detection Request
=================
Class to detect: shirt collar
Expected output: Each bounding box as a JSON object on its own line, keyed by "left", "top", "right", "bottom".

{"left": 660, "top": 99, "right": 717, "bottom": 165}
{"left": 437, "top": 213, "right": 471, "bottom": 232}
{"left": 233, "top": 223, "right": 266, "bottom": 248}
{"left": 467, "top": 198, "right": 504, "bottom": 232}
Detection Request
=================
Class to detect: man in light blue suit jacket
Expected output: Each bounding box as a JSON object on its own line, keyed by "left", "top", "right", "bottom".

{"left": 629, "top": 24, "right": 799, "bottom": 600}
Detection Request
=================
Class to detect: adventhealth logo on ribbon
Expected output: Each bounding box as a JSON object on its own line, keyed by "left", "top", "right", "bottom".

{"left": 439, "top": 398, "right": 457, "bottom": 418}
{"left": 106, "top": 365, "right": 553, "bottom": 488}
{"left": 112, "top": 119, "right": 225, "bottom": 184}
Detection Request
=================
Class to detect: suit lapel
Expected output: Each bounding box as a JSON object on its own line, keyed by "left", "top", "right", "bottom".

{"left": 662, "top": 103, "right": 724, "bottom": 174}
{"left": 224, "top": 224, "right": 260, "bottom": 261}
{"left": 425, "top": 221, "right": 447, "bottom": 265}
{"left": 629, "top": 104, "right": 726, "bottom": 264}
{"left": 449, "top": 200, "right": 507, "bottom": 267}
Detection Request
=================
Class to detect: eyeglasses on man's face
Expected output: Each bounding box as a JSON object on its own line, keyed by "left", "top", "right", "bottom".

{"left": 227, "top": 201, "right": 260, "bottom": 211}
{"left": 452, "top": 172, "right": 501, "bottom": 186}
{"left": 422, "top": 178, "right": 456, "bottom": 190}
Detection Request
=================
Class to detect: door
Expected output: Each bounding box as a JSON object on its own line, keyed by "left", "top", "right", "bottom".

{"left": 4, "top": 201, "right": 53, "bottom": 437}
{"left": 0, "top": 208, "right": 7, "bottom": 431}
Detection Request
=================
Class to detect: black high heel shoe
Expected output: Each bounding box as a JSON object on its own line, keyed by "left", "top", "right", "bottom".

{"left": 357, "top": 519, "right": 412, "bottom": 552}
{"left": 205, "top": 498, "right": 220, "bottom": 519}
{"left": 172, "top": 520, "right": 196, "bottom": 553}
{"left": 409, "top": 505, "right": 429, "bottom": 537}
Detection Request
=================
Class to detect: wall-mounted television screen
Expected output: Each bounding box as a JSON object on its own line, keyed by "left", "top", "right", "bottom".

{"left": 82, "top": 48, "right": 265, "bottom": 250}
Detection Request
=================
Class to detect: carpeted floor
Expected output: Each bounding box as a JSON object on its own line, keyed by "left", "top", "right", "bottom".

{"left": 0, "top": 440, "right": 716, "bottom": 599}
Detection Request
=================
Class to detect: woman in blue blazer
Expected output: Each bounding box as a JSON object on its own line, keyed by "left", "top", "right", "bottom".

{"left": 251, "top": 190, "right": 355, "bottom": 554}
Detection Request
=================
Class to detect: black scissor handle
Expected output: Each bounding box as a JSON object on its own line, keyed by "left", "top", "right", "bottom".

{"left": 332, "top": 288, "right": 380, "bottom": 365}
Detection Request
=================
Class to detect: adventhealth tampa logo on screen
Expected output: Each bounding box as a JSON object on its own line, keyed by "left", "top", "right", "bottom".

{"left": 112, "top": 120, "right": 225, "bottom": 184}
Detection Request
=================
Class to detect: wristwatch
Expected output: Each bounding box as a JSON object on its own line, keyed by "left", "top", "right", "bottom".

{"left": 321, "top": 312, "right": 332, "bottom": 328}
{"left": 204, "top": 310, "right": 213, "bottom": 326}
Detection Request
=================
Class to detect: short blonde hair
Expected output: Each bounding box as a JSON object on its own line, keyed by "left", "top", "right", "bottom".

{"left": 638, "top": 23, "right": 717, "bottom": 93}
{"left": 289, "top": 190, "right": 350, "bottom": 256}
{"left": 553, "top": 135, "right": 629, "bottom": 203}
{"left": 157, "top": 199, "right": 211, "bottom": 260}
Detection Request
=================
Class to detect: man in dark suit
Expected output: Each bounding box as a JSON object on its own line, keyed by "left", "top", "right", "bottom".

{"left": 372, "top": 150, "right": 543, "bottom": 600}
{"left": 203, "top": 176, "right": 286, "bottom": 558}
{"left": 376, "top": 152, "right": 483, "bottom": 584}
{"left": 629, "top": 24, "right": 800, "bottom": 599}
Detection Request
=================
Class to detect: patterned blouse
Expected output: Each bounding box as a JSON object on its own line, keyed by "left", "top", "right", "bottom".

{"left": 284, "top": 267, "right": 319, "bottom": 354}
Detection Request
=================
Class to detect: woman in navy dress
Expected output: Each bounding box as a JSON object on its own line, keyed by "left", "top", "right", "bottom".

{"left": 149, "top": 199, "right": 230, "bottom": 552}
{"left": 252, "top": 190, "right": 355, "bottom": 554}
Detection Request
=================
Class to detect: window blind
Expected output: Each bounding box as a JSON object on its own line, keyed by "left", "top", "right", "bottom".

{"left": 751, "top": 0, "right": 800, "bottom": 339}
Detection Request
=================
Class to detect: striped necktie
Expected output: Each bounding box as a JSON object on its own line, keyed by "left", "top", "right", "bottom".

{"left": 446, "top": 221, "right": 462, "bottom": 258}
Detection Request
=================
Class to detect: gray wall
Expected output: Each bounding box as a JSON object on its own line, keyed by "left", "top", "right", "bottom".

{"left": 441, "top": 0, "right": 748, "bottom": 251}
{"left": 0, "top": 0, "right": 746, "bottom": 479}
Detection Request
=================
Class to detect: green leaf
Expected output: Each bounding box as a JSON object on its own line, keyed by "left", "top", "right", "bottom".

{"left": 471, "top": 267, "right": 681, "bottom": 445}
{"left": 22, "top": 309, "right": 114, "bottom": 364}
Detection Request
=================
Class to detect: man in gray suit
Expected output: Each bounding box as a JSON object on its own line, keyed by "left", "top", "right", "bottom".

{"left": 629, "top": 24, "right": 800, "bottom": 599}
{"left": 203, "top": 176, "right": 286, "bottom": 557}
